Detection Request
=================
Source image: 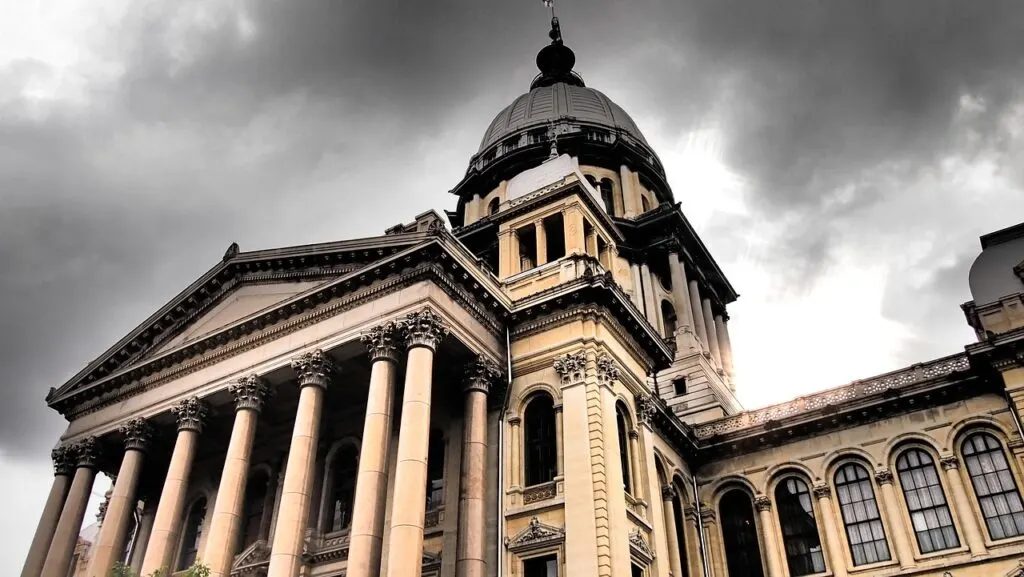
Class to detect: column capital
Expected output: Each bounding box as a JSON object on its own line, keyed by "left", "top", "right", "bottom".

{"left": 464, "top": 355, "right": 503, "bottom": 395}
{"left": 553, "top": 351, "right": 586, "bottom": 386}
{"left": 51, "top": 445, "right": 76, "bottom": 476}
{"left": 940, "top": 455, "right": 960, "bottom": 470}
{"left": 812, "top": 483, "right": 831, "bottom": 499}
{"left": 361, "top": 320, "right": 402, "bottom": 362}
{"left": 120, "top": 418, "right": 154, "bottom": 452}
{"left": 874, "top": 468, "right": 894, "bottom": 485}
{"left": 229, "top": 375, "right": 273, "bottom": 413}
{"left": 171, "top": 396, "right": 209, "bottom": 433}
{"left": 291, "top": 349, "right": 335, "bottom": 389}
{"left": 400, "top": 308, "right": 449, "bottom": 352}
{"left": 596, "top": 354, "right": 620, "bottom": 386}
{"left": 73, "top": 436, "right": 101, "bottom": 470}
{"left": 507, "top": 416, "right": 522, "bottom": 427}
{"left": 754, "top": 494, "right": 772, "bottom": 512}
{"left": 635, "top": 393, "right": 658, "bottom": 427}
{"left": 661, "top": 484, "right": 677, "bottom": 501}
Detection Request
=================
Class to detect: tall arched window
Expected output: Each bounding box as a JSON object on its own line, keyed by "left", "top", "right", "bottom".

{"left": 616, "top": 403, "right": 633, "bottom": 494}
{"left": 895, "top": 448, "right": 959, "bottom": 553}
{"left": 426, "top": 429, "right": 446, "bottom": 510}
{"left": 671, "top": 483, "right": 689, "bottom": 576}
{"left": 487, "top": 197, "right": 500, "bottom": 216}
{"left": 599, "top": 178, "right": 615, "bottom": 214}
{"left": 962, "top": 432, "right": 1024, "bottom": 540}
{"left": 720, "top": 490, "right": 764, "bottom": 577}
{"left": 661, "top": 300, "right": 677, "bottom": 338}
{"left": 177, "top": 498, "right": 207, "bottom": 571}
{"left": 327, "top": 444, "right": 359, "bottom": 532}
{"left": 240, "top": 471, "right": 269, "bottom": 550}
{"left": 524, "top": 394, "right": 557, "bottom": 486}
{"left": 775, "top": 477, "right": 826, "bottom": 576}
{"left": 834, "top": 463, "right": 890, "bottom": 565}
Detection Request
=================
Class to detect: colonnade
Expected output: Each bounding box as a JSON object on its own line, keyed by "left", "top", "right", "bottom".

{"left": 664, "top": 247, "right": 735, "bottom": 383}
{"left": 24, "top": 308, "right": 502, "bottom": 577}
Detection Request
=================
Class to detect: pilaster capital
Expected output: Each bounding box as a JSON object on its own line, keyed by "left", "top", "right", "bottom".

{"left": 172, "top": 397, "right": 209, "bottom": 433}
{"left": 596, "top": 354, "right": 620, "bottom": 386}
{"left": 507, "top": 416, "right": 522, "bottom": 427}
{"left": 120, "top": 418, "right": 154, "bottom": 452}
{"left": 229, "top": 375, "right": 273, "bottom": 413}
{"left": 812, "top": 483, "right": 831, "bottom": 499}
{"left": 629, "top": 429, "right": 639, "bottom": 440}
{"left": 291, "top": 349, "right": 335, "bottom": 389}
{"left": 661, "top": 484, "right": 677, "bottom": 501}
{"left": 1008, "top": 437, "right": 1024, "bottom": 450}
{"left": 400, "top": 308, "right": 449, "bottom": 352}
{"left": 553, "top": 351, "right": 587, "bottom": 386}
{"left": 940, "top": 455, "right": 960, "bottom": 470}
{"left": 360, "top": 320, "right": 402, "bottom": 363}
{"left": 635, "top": 393, "right": 658, "bottom": 427}
{"left": 73, "top": 436, "right": 101, "bottom": 470}
{"left": 754, "top": 494, "right": 772, "bottom": 512}
{"left": 464, "top": 355, "right": 503, "bottom": 395}
{"left": 874, "top": 468, "right": 894, "bottom": 485}
{"left": 51, "top": 445, "right": 76, "bottom": 476}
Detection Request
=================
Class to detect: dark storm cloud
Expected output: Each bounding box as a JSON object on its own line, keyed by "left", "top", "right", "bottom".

{"left": 2, "top": 0, "right": 1024, "bottom": 459}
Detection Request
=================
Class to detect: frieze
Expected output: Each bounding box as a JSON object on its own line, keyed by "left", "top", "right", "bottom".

{"left": 464, "top": 355, "right": 503, "bottom": 395}
{"left": 120, "top": 418, "right": 153, "bottom": 452}
{"left": 628, "top": 528, "right": 656, "bottom": 564}
{"left": 229, "top": 375, "right": 273, "bottom": 413}
{"left": 553, "top": 351, "right": 587, "bottom": 386}
{"left": 401, "top": 308, "right": 449, "bottom": 352}
{"left": 361, "top": 320, "right": 401, "bottom": 363}
{"left": 52, "top": 445, "right": 75, "bottom": 476}
{"left": 172, "top": 396, "right": 208, "bottom": 433}
{"left": 290, "top": 349, "right": 334, "bottom": 389}
{"left": 505, "top": 517, "right": 565, "bottom": 553}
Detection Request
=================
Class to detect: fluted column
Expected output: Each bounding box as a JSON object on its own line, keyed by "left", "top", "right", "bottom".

{"left": 347, "top": 322, "right": 401, "bottom": 577}
{"left": 203, "top": 375, "right": 272, "bottom": 577}
{"left": 385, "top": 309, "right": 448, "bottom": 577}
{"left": 456, "top": 356, "right": 501, "bottom": 577}
{"left": 268, "top": 350, "right": 334, "bottom": 577}
{"left": 874, "top": 469, "right": 916, "bottom": 568}
{"left": 687, "top": 280, "right": 709, "bottom": 353}
{"left": 714, "top": 314, "right": 735, "bottom": 380}
{"left": 940, "top": 455, "right": 987, "bottom": 556}
{"left": 41, "top": 437, "right": 100, "bottom": 577}
{"left": 812, "top": 483, "right": 848, "bottom": 577}
{"left": 87, "top": 418, "right": 153, "bottom": 577}
{"left": 754, "top": 495, "right": 784, "bottom": 577}
{"left": 22, "top": 446, "right": 76, "bottom": 577}
{"left": 701, "top": 299, "right": 722, "bottom": 369}
{"left": 662, "top": 486, "right": 685, "bottom": 577}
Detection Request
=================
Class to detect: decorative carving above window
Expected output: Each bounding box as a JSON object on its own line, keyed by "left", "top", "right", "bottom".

{"left": 505, "top": 516, "right": 565, "bottom": 553}
{"left": 523, "top": 481, "right": 558, "bottom": 505}
{"left": 230, "top": 539, "right": 270, "bottom": 576}
{"left": 628, "top": 528, "right": 656, "bottom": 564}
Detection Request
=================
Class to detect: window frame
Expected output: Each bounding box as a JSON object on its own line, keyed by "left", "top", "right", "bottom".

{"left": 894, "top": 446, "right": 962, "bottom": 555}
{"left": 718, "top": 488, "right": 766, "bottom": 577}
{"left": 523, "top": 392, "right": 558, "bottom": 488}
{"left": 773, "top": 475, "right": 828, "bottom": 576}
{"left": 832, "top": 461, "right": 892, "bottom": 568}
{"left": 960, "top": 431, "right": 1024, "bottom": 542}
{"left": 322, "top": 441, "right": 360, "bottom": 535}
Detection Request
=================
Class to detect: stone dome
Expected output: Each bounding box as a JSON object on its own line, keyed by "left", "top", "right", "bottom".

{"left": 477, "top": 83, "right": 649, "bottom": 153}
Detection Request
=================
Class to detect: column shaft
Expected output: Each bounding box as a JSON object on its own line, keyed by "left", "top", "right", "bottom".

{"left": 384, "top": 345, "right": 436, "bottom": 577}
{"left": 688, "top": 281, "right": 709, "bottom": 352}
{"left": 347, "top": 357, "right": 398, "bottom": 577}
{"left": 87, "top": 448, "right": 147, "bottom": 577}
{"left": 718, "top": 317, "right": 736, "bottom": 381}
{"left": 667, "top": 252, "right": 694, "bottom": 330}
{"left": 941, "top": 458, "right": 987, "bottom": 556}
{"left": 641, "top": 264, "right": 662, "bottom": 334}
{"left": 813, "top": 488, "right": 848, "bottom": 577}
{"left": 41, "top": 466, "right": 97, "bottom": 577}
{"left": 662, "top": 492, "right": 685, "bottom": 577}
{"left": 876, "top": 474, "right": 916, "bottom": 568}
{"left": 535, "top": 219, "right": 548, "bottom": 266}
{"left": 22, "top": 471, "right": 72, "bottom": 577}
{"left": 268, "top": 384, "right": 326, "bottom": 577}
{"left": 630, "top": 264, "right": 645, "bottom": 312}
{"left": 628, "top": 433, "right": 644, "bottom": 504}
{"left": 141, "top": 429, "right": 200, "bottom": 574}
{"left": 204, "top": 409, "right": 260, "bottom": 577}
{"left": 508, "top": 418, "right": 522, "bottom": 490}
{"left": 455, "top": 389, "right": 488, "bottom": 577}
{"left": 701, "top": 299, "right": 722, "bottom": 368}
{"left": 755, "top": 501, "right": 785, "bottom": 577}
{"left": 553, "top": 407, "right": 564, "bottom": 477}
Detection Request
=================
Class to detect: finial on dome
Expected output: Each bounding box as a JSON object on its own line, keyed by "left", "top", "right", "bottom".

{"left": 531, "top": 4, "right": 584, "bottom": 90}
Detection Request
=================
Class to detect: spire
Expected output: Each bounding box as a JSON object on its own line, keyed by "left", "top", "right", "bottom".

{"left": 531, "top": 14, "right": 584, "bottom": 90}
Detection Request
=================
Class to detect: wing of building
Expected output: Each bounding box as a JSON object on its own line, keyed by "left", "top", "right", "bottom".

{"left": 22, "top": 15, "right": 1024, "bottom": 577}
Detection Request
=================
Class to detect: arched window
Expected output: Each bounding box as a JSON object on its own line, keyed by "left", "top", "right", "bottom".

{"left": 616, "top": 403, "right": 633, "bottom": 494}
{"left": 426, "top": 429, "right": 445, "bottom": 510}
{"left": 177, "top": 498, "right": 207, "bottom": 571}
{"left": 671, "top": 483, "right": 689, "bottom": 576}
{"left": 524, "top": 394, "right": 557, "bottom": 486}
{"left": 240, "top": 471, "right": 269, "bottom": 550}
{"left": 775, "top": 477, "right": 826, "bottom": 576}
{"left": 720, "top": 490, "right": 764, "bottom": 577}
{"left": 327, "top": 444, "right": 359, "bottom": 532}
{"left": 661, "top": 300, "right": 677, "bottom": 338}
{"left": 834, "top": 463, "right": 890, "bottom": 565}
{"left": 599, "top": 178, "right": 615, "bottom": 214}
{"left": 895, "top": 448, "right": 959, "bottom": 553}
{"left": 487, "top": 197, "right": 500, "bottom": 216}
{"left": 962, "top": 432, "right": 1024, "bottom": 540}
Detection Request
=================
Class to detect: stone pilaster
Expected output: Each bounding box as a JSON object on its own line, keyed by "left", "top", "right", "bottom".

{"left": 874, "top": 468, "right": 916, "bottom": 568}
{"left": 41, "top": 437, "right": 100, "bottom": 577}
{"left": 940, "top": 455, "right": 987, "bottom": 556}
{"left": 661, "top": 485, "right": 684, "bottom": 577}
{"left": 21, "top": 445, "right": 76, "bottom": 577}
{"left": 754, "top": 495, "right": 784, "bottom": 577}
{"left": 812, "top": 483, "right": 847, "bottom": 577}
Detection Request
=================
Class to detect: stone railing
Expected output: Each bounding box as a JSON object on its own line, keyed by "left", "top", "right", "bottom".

{"left": 694, "top": 353, "right": 971, "bottom": 439}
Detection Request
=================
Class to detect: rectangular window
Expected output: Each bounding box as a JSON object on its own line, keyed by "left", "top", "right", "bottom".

{"left": 631, "top": 564, "right": 645, "bottom": 577}
{"left": 673, "top": 377, "right": 687, "bottom": 395}
{"left": 523, "top": 554, "right": 558, "bottom": 577}
{"left": 517, "top": 224, "right": 537, "bottom": 272}
{"left": 543, "top": 213, "right": 565, "bottom": 262}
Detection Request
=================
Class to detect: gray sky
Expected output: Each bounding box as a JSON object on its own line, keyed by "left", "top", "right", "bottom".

{"left": 3, "top": 0, "right": 1024, "bottom": 570}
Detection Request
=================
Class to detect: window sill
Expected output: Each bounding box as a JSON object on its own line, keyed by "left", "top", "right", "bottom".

{"left": 984, "top": 533, "right": 1024, "bottom": 549}
{"left": 911, "top": 544, "right": 968, "bottom": 562}
{"left": 846, "top": 559, "right": 899, "bottom": 575}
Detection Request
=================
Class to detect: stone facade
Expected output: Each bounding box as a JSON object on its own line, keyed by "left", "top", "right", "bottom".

{"left": 20, "top": 15, "right": 1024, "bottom": 577}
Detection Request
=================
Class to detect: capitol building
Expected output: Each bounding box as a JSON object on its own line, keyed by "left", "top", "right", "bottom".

{"left": 20, "top": 15, "right": 1024, "bottom": 577}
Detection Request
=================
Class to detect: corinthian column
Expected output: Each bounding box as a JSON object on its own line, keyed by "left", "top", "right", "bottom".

{"left": 41, "top": 437, "right": 100, "bottom": 577}
{"left": 456, "top": 356, "right": 501, "bottom": 577}
{"left": 203, "top": 375, "right": 272, "bottom": 577}
{"left": 348, "top": 321, "right": 401, "bottom": 577}
{"left": 268, "top": 350, "right": 335, "bottom": 577}
{"left": 22, "top": 445, "right": 75, "bottom": 577}
{"left": 141, "top": 397, "right": 208, "bottom": 575}
{"left": 701, "top": 299, "right": 722, "bottom": 369}
{"left": 384, "top": 308, "right": 448, "bottom": 577}
{"left": 812, "top": 483, "right": 847, "bottom": 577}
{"left": 661, "top": 485, "right": 684, "bottom": 577}
{"left": 87, "top": 418, "right": 153, "bottom": 577}
{"left": 667, "top": 249, "right": 697, "bottom": 354}
{"left": 940, "top": 455, "right": 987, "bottom": 556}
{"left": 754, "top": 495, "right": 784, "bottom": 577}
{"left": 874, "top": 469, "right": 915, "bottom": 568}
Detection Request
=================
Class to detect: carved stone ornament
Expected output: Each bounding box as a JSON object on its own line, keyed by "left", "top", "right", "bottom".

{"left": 811, "top": 483, "right": 831, "bottom": 499}
{"left": 661, "top": 484, "right": 677, "bottom": 501}
{"left": 291, "top": 349, "right": 335, "bottom": 389}
{"left": 231, "top": 539, "right": 270, "bottom": 574}
{"left": 1006, "top": 559, "right": 1024, "bottom": 577}
{"left": 51, "top": 445, "right": 75, "bottom": 476}
{"left": 505, "top": 516, "right": 565, "bottom": 553}
{"left": 754, "top": 495, "right": 772, "bottom": 512}
{"left": 522, "top": 482, "right": 557, "bottom": 505}
{"left": 874, "top": 468, "right": 894, "bottom": 485}
{"left": 120, "top": 418, "right": 154, "bottom": 452}
{"left": 229, "top": 375, "right": 273, "bottom": 413}
{"left": 940, "top": 455, "right": 960, "bottom": 470}
{"left": 636, "top": 394, "right": 658, "bottom": 427}
{"left": 401, "top": 308, "right": 449, "bottom": 352}
{"left": 628, "top": 528, "right": 656, "bottom": 563}
{"left": 464, "top": 355, "right": 503, "bottom": 395}
{"left": 596, "top": 354, "right": 620, "bottom": 385}
{"left": 553, "top": 351, "right": 586, "bottom": 385}
{"left": 361, "top": 320, "right": 401, "bottom": 362}
{"left": 172, "top": 396, "right": 208, "bottom": 433}
{"left": 73, "top": 436, "right": 101, "bottom": 470}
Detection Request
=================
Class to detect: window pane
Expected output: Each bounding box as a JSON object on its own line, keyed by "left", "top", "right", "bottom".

{"left": 775, "top": 478, "right": 826, "bottom": 575}
{"left": 834, "top": 464, "right": 891, "bottom": 566}
{"left": 896, "top": 449, "right": 959, "bottom": 553}
{"left": 720, "top": 490, "right": 765, "bottom": 577}
{"left": 962, "top": 433, "right": 1024, "bottom": 541}
{"left": 524, "top": 395, "right": 557, "bottom": 487}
